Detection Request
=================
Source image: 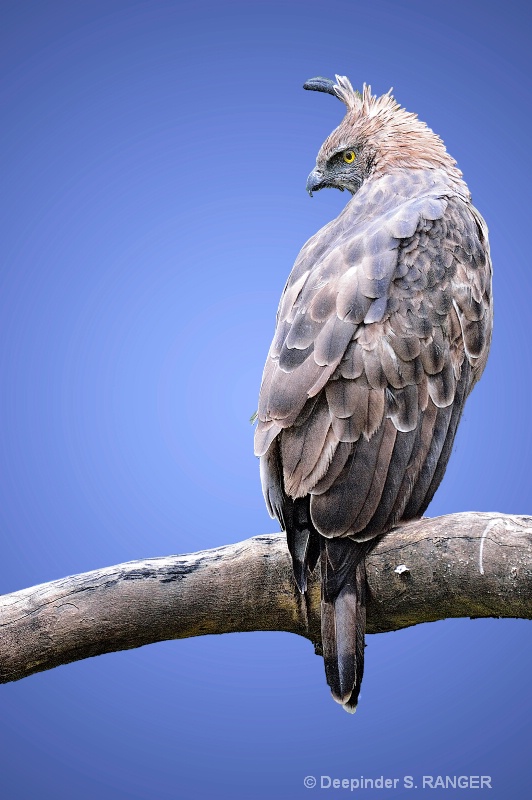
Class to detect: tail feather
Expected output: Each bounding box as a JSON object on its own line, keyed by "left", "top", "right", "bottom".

{"left": 284, "top": 498, "right": 372, "bottom": 711}
{"left": 320, "top": 537, "right": 369, "bottom": 711}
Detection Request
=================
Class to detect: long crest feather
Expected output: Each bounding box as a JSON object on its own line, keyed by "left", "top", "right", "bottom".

{"left": 333, "top": 75, "right": 363, "bottom": 109}
{"left": 334, "top": 76, "right": 399, "bottom": 117}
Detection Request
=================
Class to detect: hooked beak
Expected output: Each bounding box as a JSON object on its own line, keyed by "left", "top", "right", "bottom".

{"left": 306, "top": 169, "right": 324, "bottom": 197}
{"left": 306, "top": 168, "right": 344, "bottom": 197}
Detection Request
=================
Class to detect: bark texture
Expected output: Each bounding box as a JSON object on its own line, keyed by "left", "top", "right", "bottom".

{"left": 1, "top": 512, "right": 531, "bottom": 684}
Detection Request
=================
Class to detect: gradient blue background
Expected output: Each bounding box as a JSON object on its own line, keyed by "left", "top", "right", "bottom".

{"left": 1, "top": 1, "right": 531, "bottom": 798}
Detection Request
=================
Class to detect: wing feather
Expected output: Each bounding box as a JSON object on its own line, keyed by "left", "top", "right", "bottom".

{"left": 348, "top": 419, "right": 398, "bottom": 531}
{"left": 281, "top": 395, "right": 332, "bottom": 496}
{"left": 310, "top": 422, "right": 387, "bottom": 537}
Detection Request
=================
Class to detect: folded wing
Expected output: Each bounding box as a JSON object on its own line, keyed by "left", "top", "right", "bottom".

{"left": 256, "top": 185, "right": 492, "bottom": 541}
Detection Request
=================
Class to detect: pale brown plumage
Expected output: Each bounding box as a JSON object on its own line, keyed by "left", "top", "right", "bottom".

{"left": 255, "top": 76, "right": 492, "bottom": 711}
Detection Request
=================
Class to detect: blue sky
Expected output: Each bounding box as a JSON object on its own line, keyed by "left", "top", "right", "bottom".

{"left": 1, "top": 1, "right": 531, "bottom": 798}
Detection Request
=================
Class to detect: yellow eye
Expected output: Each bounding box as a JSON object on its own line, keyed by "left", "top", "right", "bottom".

{"left": 343, "top": 150, "right": 356, "bottom": 164}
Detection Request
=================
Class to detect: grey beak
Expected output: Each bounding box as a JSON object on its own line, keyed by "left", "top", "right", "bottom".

{"left": 306, "top": 169, "right": 324, "bottom": 197}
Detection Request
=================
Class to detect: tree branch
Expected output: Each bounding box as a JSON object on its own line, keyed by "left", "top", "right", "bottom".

{"left": 1, "top": 512, "right": 531, "bottom": 684}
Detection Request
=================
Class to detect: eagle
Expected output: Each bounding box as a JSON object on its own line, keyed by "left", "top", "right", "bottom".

{"left": 254, "top": 75, "right": 493, "bottom": 712}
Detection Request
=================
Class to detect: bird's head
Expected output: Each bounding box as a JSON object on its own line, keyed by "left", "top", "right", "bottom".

{"left": 304, "top": 75, "right": 460, "bottom": 197}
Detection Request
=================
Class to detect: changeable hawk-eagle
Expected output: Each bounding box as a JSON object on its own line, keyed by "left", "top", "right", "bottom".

{"left": 255, "top": 76, "right": 492, "bottom": 712}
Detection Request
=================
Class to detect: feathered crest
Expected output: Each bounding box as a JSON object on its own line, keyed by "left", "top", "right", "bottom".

{"left": 333, "top": 75, "right": 397, "bottom": 116}
{"left": 332, "top": 75, "right": 364, "bottom": 109}
{"left": 304, "top": 74, "right": 398, "bottom": 118}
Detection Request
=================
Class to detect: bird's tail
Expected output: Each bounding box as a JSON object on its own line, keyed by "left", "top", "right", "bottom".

{"left": 320, "top": 537, "right": 371, "bottom": 713}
